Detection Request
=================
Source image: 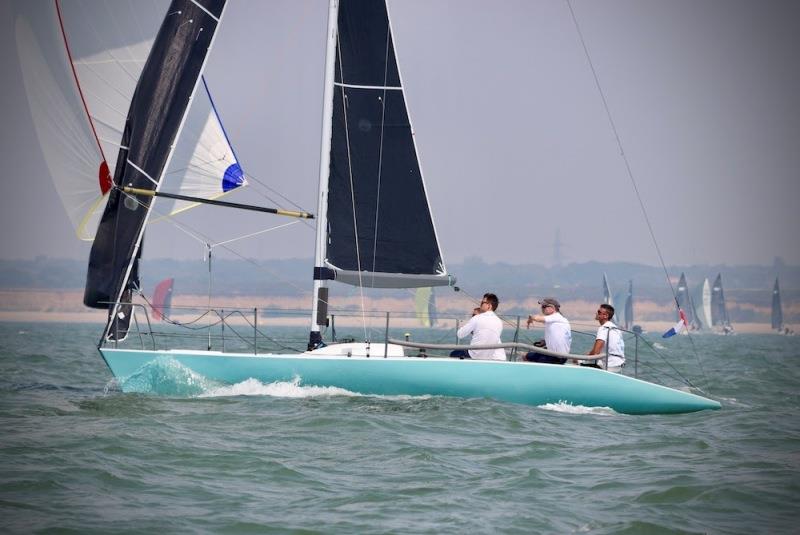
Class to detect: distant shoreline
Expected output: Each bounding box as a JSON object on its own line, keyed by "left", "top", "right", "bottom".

{"left": 0, "top": 288, "right": 788, "bottom": 334}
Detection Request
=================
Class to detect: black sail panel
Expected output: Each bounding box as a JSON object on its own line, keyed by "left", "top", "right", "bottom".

{"left": 334, "top": 0, "right": 400, "bottom": 87}
{"left": 84, "top": 0, "right": 225, "bottom": 311}
{"left": 710, "top": 274, "right": 729, "bottom": 326}
{"left": 325, "top": 0, "right": 447, "bottom": 287}
{"left": 676, "top": 273, "right": 694, "bottom": 325}
{"left": 624, "top": 280, "right": 633, "bottom": 330}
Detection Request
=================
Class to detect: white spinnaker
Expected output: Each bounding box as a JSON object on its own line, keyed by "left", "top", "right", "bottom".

{"left": 15, "top": 0, "right": 244, "bottom": 241}
{"left": 701, "top": 278, "right": 712, "bottom": 328}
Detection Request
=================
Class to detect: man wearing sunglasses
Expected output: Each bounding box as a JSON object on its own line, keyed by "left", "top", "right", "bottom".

{"left": 453, "top": 293, "right": 506, "bottom": 360}
{"left": 585, "top": 303, "right": 625, "bottom": 372}
{"left": 524, "top": 297, "right": 571, "bottom": 364}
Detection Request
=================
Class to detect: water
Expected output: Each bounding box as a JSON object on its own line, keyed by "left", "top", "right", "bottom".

{"left": 1, "top": 322, "right": 798, "bottom": 534}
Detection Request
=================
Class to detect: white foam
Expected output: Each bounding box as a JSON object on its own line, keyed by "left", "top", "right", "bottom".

{"left": 537, "top": 401, "right": 617, "bottom": 416}
{"left": 198, "top": 376, "right": 362, "bottom": 399}
{"left": 653, "top": 342, "right": 666, "bottom": 350}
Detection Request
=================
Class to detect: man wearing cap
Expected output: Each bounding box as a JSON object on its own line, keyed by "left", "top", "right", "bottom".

{"left": 524, "top": 298, "right": 572, "bottom": 364}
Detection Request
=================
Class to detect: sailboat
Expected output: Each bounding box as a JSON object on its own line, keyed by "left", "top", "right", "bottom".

{"left": 602, "top": 273, "right": 614, "bottom": 308}
{"left": 414, "top": 288, "right": 438, "bottom": 328}
{"left": 694, "top": 277, "right": 712, "bottom": 331}
{"left": 675, "top": 273, "right": 703, "bottom": 331}
{"left": 710, "top": 273, "right": 734, "bottom": 334}
{"left": 31, "top": 0, "right": 718, "bottom": 414}
{"left": 622, "top": 280, "right": 642, "bottom": 333}
{"left": 771, "top": 277, "right": 793, "bottom": 335}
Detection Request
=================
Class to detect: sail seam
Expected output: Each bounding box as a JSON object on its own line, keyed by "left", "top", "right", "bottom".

{"left": 370, "top": 19, "right": 392, "bottom": 283}
{"left": 126, "top": 158, "right": 159, "bottom": 187}
{"left": 189, "top": 0, "right": 220, "bottom": 22}
{"left": 334, "top": 82, "right": 401, "bottom": 90}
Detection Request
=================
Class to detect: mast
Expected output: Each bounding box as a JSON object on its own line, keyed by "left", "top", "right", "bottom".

{"left": 309, "top": 0, "right": 340, "bottom": 350}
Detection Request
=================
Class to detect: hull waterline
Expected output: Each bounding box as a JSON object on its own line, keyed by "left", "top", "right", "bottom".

{"left": 100, "top": 348, "right": 720, "bottom": 415}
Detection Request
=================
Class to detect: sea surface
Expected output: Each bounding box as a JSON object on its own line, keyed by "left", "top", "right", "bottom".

{"left": 1, "top": 321, "right": 798, "bottom": 534}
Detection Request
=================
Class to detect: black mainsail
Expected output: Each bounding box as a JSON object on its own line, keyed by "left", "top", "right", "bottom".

{"left": 309, "top": 0, "right": 452, "bottom": 347}
{"left": 675, "top": 273, "right": 696, "bottom": 327}
{"left": 83, "top": 0, "right": 226, "bottom": 340}
{"left": 322, "top": 0, "right": 449, "bottom": 288}
{"left": 710, "top": 273, "right": 731, "bottom": 328}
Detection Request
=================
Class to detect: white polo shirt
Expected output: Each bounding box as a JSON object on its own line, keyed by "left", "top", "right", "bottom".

{"left": 595, "top": 320, "right": 625, "bottom": 369}
{"left": 544, "top": 312, "right": 572, "bottom": 355}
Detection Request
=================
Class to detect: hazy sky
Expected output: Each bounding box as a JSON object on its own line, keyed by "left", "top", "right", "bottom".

{"left": 1, "top": 0, "right": 799, "bottom": 268}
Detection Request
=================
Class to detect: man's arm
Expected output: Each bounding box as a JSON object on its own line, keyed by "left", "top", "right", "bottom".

{"left": 457, "top": 315, "right": 478, "bottom": 339}
{"left": 526, "top": 314, "right": 545, "bottom": 328}
{"left": 588, "top": 339, "right": 605, "bottom": 356}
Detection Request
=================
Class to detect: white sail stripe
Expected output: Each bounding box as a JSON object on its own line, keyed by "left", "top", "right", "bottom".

{"left": 189, "top": 0, "right": 221, "bottom": 22}
{"left": 73, "top": 59, "right": 146, "bottom": 66}
{"left": 126, "top": 158, "right": 159, "bottom": 187}
{"left": 334, "top": 81, "right": 402, "bottom": 91}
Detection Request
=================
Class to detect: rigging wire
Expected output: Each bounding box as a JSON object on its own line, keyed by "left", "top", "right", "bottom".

{"left": 565, "top": 0, "right": 710, "bottom": 388}
{"left": 335, "top": 30, "right": 370, "bottom": 343}
{"left": 370, "top": 21, "right": 392, "bottom": 284}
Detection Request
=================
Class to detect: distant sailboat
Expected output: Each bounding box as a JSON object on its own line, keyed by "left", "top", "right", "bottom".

{"left": 622, "top": 279, "right": 642, "bottom": 333}
{"left": 602, "top": 273, "right": 614, "bottom": 307}
{"left": 771, "top": 277, "right": 783, "bottom": 331}
{"left": 675, "top": 273, "right": 694, "bottom": 331}
{"left": 770, "top": 277, "right": 793, "bottom": 334}
{"left": 693, "top": 277, "right": 712, "bottom": 331}
{"left": 151, "top": 278, "right": 174, "bottom": 322}
{"left": 414, "top": 287, "right": 437, "bottom": 328}
{"left": 710, "top": 273, "right": 734, "bottom": 334}
{"left": 675, "top": 273, "right": 703, "bottom": 331}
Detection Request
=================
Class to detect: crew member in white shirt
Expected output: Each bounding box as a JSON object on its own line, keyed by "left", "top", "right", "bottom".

{"left": 585, "top": 303, "right": 625, "bottom": 372}
{"left": 524, "top": 297, "right": 571, "bottom": 364}
{"left": 454, "top": 293, "right": 506, "bottom": 361}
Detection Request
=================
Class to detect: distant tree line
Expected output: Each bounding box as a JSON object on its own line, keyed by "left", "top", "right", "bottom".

{"left": 1, "top": 256, "right": 797, "bottom": 322}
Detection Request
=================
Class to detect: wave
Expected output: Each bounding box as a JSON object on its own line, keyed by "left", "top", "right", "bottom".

{"left": 199, "top": 377, "right": 360, "bottom": 399}
{"left": 537, "top": 401, "right": 617, "bottom": 416}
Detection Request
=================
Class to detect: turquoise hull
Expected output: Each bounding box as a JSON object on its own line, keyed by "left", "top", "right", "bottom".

{"left": 99, "top": 348, "right": 720, "bottom": 415}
